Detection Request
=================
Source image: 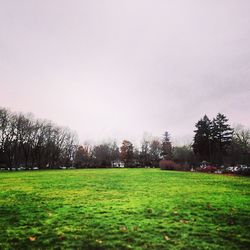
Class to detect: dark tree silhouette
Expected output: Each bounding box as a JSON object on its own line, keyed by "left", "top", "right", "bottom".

{"left": 193, "top": 115, "right": 212, "bottom": 161}
{"left": 161, "top": 131, "right": 173, "bottom": 160}
{"left": 120, "top": 140, "right": 134, "bottom": 166}
{"left": 193, "top": 113, "right": 233, "bottom": 164}
{"left": 211, "top": 113, "right": 233, "bottom": 164}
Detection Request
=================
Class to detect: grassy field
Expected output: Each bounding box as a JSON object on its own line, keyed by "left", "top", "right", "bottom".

{"left": 0, "top": 169, "right": 249, "bottom": 250}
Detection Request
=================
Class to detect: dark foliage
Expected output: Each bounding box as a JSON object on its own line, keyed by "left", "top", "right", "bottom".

{"left": 193, "top": 113, "right": 234, "bottom": 165}
{"left": 0, "top": 107, "right": 78, "bottom": 169}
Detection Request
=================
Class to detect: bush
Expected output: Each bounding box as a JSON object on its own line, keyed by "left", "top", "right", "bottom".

{"left": 159, "top": 160, "right": 192, "bottom": 171}
{"left": 174, "top": 162, "right": 192, "bottom": 171}
{"left": 159, "top": 160, "right": 178, "bottom": 170}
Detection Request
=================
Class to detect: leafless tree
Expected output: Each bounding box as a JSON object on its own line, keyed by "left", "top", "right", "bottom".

{"left": 0, "top": 107, "right": 78, "bottom": 169}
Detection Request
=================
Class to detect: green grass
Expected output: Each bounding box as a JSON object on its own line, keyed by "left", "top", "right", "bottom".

{"left": 0, "top": 169, "right": 249, "bottom": 250}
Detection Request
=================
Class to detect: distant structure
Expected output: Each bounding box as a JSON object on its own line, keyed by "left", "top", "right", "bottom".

{"left": 111, "top": 160, "right": 125, "bottom": 168}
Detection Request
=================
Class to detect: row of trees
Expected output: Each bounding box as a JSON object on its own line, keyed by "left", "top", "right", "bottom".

{"left": 0, "top": 107, "right": 193, "bottom": 169}
{"left": 193, "top": 113, "right": 250, "bottom": 165}
{"left": 1, "top": 107, "right": 249, "bottom": 169}
{"left": 74, "top": 142, "right": 119, "bottom": 168}
{"left": 0, "top": 107, "right": 78, "bottom": 169}
{"left": 230, "top": 125, "right": 250, "bottom": 165}
{"left": 74, "top": 132, "right": 194, "bottom": 168}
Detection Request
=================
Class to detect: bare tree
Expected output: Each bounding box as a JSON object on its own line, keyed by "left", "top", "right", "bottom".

{"left": 140, "top": 138, "right": 151, "bottom": 167}
{"left": 0, "top": 107, "right": 78, "bottom": 169}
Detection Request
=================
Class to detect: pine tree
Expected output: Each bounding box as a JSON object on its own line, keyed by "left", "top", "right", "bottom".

{"left": 193, "top": 113, "right": 233, "bottom": 164}
{"left": 211, "top": 113, "right": 233, "bottom": 164}
{"left": 192, "top": 115, "right": 212, "bottom": 161}
{"left": 161, "top": 131, "right": 173, "bottom": 160}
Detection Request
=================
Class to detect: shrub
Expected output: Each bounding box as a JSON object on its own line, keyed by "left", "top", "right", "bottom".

{"left": 159, "top": 160, "right": 178, "bottom": 170}
{"left": 174, "top": 162, "right": 191, "bottom": 171}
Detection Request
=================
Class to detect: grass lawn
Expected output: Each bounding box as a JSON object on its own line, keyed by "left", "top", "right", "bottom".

{"left": 0, "top": 169, "right": 249, "bottom": 250}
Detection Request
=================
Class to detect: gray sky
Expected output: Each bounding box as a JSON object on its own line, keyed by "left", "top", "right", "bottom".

{"left": 1, "top": 0, "right": 250, "bottom": 146}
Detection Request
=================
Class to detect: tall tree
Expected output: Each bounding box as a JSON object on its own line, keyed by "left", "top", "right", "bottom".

{"left": 74, "top": 144, "right": 92, "bottom": 168}
{"left": 0, "top": 107, "right": 78, "bottom": 169}
{"left": 109, "top": 141, "right": 120, "bottom": 161}
{"left": 230, "top": 125, "right": 250, "bottom": 165}
{"left": 0, "top": 108, "right": 12, "bottom": 166}
{"left": 192, "top": 115, "right": 212, "bottom": 161}
{"left": 161, "top": 131, "right": 173, "bottom": 160}
{"left": 120, "top": 140, "right": 134, "bottom": 166}
{"left": 211, "top": 113, "right": 233, "bottom": 164}
{"left": 150, "top": 139, "right": 162, "bottom": 166}
{"left": 140, "top": 138, "right": 151, "bottom": 167}
{"left": 193, "top": 113, "right": 233, "bottom": 164}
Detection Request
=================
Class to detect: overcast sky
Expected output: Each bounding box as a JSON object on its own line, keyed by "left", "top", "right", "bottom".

{"left": 1, "top": 0, "right": 250, "bottom": 146}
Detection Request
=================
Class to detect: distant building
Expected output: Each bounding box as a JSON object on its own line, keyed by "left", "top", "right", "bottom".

{"left": 111, "top": 160, "right": 125, "bottom": 168}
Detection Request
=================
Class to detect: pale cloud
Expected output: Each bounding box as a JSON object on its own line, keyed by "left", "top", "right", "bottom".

{"left": 1, "top": 0, "right": 250, "bottom": 145}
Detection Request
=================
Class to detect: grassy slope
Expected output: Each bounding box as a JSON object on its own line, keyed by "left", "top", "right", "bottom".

{"left": 0, "top": 169, "right": 249, "bottom": 250}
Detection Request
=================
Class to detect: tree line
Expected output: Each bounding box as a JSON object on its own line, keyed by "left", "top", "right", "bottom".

{"left": 75, "top": 113, "right": 250, "bottom": 169}
{"left": 0, "top": 107, "right": 78, "bottom": 169}
{"left": 63, "top": 131, "right": 195, "bottom": 168}
{"left": 1, "top": 107, "right": 249, "bottom": 169}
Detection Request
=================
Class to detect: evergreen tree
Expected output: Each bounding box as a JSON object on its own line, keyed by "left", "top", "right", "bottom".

{"left": 193, "top": 113, "right": 233, "bottom": 164}
{"left": 161, "top": 131, "right": 173, "bottom": 160}
{"left": 192, "top": 115, "right": 212, "bottom": 161}
{"left": 211, "top": 113, "right": 233, "bottom": 164}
